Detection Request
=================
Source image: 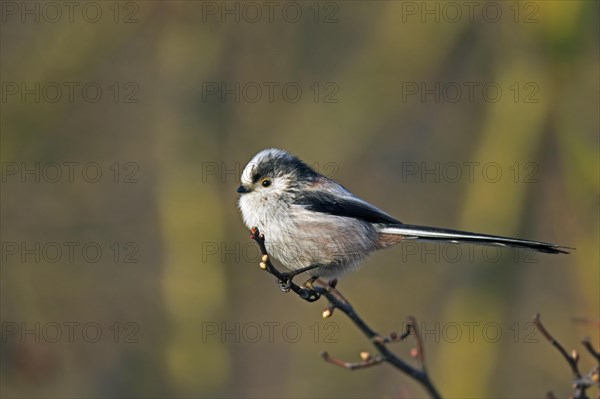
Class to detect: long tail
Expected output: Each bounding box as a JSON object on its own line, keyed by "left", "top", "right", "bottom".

{"left": 380, "top": 224, "right": 571, "bottom": 254}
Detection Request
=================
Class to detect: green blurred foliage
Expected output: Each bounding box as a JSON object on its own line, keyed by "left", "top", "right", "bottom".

{"left": 1, "top": 1, "right": 598, "bottom": 398}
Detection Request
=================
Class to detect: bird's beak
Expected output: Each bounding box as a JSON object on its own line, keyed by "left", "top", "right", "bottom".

{"left": 237, "top": 185, "right": 250, "bottom": 194}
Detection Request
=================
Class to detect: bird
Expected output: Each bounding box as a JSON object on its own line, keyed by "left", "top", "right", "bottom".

{"left": 237, "top": 149, "right": 570, "bottom": 284}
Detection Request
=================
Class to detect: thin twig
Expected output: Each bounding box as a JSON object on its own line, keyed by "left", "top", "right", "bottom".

{"left": 406, "top": 316, "right": 427, "bottom": 373}
{"left": 315, "top": 284, "right": 441, "bottom": 399}
{"left": 533, "top": 313, "right": 582, "bottom": 379}
{"left": 582, "top": 337, "right": 600, "bottom": 365}
{"left": 375, "top": 323, "right": 412, "bottom": 344}
{"left": 533, "top": 314, "right": 595, "bottom": 399}
{"left": 321, "top": 351, "right": 386, "bottom": 370}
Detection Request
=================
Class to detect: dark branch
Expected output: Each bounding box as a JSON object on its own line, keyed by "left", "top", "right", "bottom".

{"left": 533, "top": 313, "right": 582, "bottom": 380}
{"left": 582, "top": 337, "right": 600, "bottom": 365}
{"left": 533, "top": 314, "right": 599, "bottom": 399}
{"left": 376, "top": 323, "right": 412, "bottom": 344}
{"left": 249, "top": 227, "right": 442, "bottom": 399}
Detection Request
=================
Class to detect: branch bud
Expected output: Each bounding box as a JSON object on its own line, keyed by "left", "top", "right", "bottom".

{"left": 571, "top": 349, "right": 579, "bottom": 363}
{"left": 410, "top": 348, "right": 419, "bottom": 358}
{"left": 591, "top": 368, "right": 599, "bottom": 383}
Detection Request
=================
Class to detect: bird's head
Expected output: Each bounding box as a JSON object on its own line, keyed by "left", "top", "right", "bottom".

{"left": 237, "top": 149, "right": 318, "bottom": 199}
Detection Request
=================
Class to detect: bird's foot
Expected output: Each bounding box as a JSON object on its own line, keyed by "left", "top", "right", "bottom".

{"left": 277, "top": 273, "right": 292, "bottom": 292}
{"left": 303, "top": 275, "right": 320, "bottom": 289}
{"left": 277, "top": 264, "right": 322, "bottom": 292}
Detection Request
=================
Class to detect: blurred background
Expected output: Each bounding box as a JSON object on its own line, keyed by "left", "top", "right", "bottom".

{"left": 1, "top": 1, "right": 598, "bottom": 398}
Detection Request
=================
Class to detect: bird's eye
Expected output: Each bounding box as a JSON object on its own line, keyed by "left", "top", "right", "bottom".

{"left": 261, "top": 178, "right": 272, "bottom": 188}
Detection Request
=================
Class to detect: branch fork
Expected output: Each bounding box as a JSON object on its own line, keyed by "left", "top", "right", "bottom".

{"left": 533, "top": 314, "right": 600, "bottom": 399}
{"left": 249, "top": 227, "right": 441, "bottom": 399}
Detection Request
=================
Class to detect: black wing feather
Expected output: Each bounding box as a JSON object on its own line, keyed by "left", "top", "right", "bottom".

{"left": 294, "top": 191, "right": 401, "bottom": 225}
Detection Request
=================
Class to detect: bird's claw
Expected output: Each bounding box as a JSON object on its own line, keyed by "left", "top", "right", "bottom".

{"left": 277, "top": 274, "right": 292, "bottom": 292}
{"left": 300, "top": 288, "right": 321, "bottom": 302}
{"left": 303, "top": 275, "right": 319, "bottom": 289}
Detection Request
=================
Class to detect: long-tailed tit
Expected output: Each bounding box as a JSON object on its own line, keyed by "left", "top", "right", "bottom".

{"left": 237, "top": 149, "right": 570, "bottom": 281}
